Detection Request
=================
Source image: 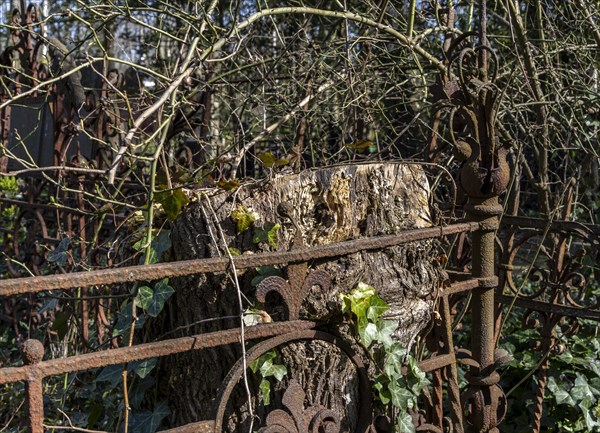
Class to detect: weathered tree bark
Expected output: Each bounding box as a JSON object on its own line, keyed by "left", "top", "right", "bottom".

{"left": 158, "top": 163, "right": 442, "bottom": 432}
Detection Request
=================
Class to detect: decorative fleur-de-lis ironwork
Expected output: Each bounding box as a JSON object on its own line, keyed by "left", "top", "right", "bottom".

{"left": 256, "top": 202, "right": 332, "bottom": 320}
{"left": 256, "top": 269, "right": 331, "bottom": 321}
{"left": 258, "top": 380, "right": 340, "bottom": 433}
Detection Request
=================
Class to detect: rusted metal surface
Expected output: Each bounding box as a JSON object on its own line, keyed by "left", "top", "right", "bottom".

{"left": 158, "top": 421, "right": 215, "bottom": 433}
{"left": 212, "top": 330, "right": 372, "bottom": 433}
{"left": 496, "top": 295, "right": 600, "bottom": 321}
{"left": 431, "top": 0, "right": 510, "bottom": 430}
{"left": 0, "top": 321, "right": 317, "bottom": 384}
{"left": 0, "top": 221, "right": 478, "bottom": 297}
{"left": 418, "top": 353, "right": 455, "bottom": 373}
{"left": 21, "top": 340, "right": 44, "bottom": 433}
{"left": 258, "top": 380, "right": 340, "bottom": 433}
{"left": 501, "top": 215, "right": 600, "bottom": 239}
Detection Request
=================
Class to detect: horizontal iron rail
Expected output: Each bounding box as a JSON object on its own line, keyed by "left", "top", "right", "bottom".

{"left": 0, "top": 278, "right": 485, "bottom": 385}
{"left": 0, "top": 321, "right": 317, "bottom": 384}
{"left": 0, "top": 221, "right": 478, "bottom": 297}
{"left": 501, "top": 215, "right": 600, "bottom": 237}
{"left": 497, "top": 294, "right": 600, "bottom": 321}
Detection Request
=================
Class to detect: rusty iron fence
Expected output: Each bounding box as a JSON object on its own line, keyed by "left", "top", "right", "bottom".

{"left": 1, "top": 1, "right": 600, "bottom": 433}
{"left": 1, "top": 211, "right": 598, "bottom": 433}
{"left": 0, "top": 220, "right": 487, "bottom": 433}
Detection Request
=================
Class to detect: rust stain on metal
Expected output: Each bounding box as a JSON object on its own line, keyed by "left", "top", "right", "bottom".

{"left": 25, "top": 373, "right": 44, "bottom": 433}
{"left": 158, "top": 421, "right": 215, "bottom": 433}
{"left": 257, "top": 379, "right": 341, "bottom": 433}
{"left": 418, "top": 354, "right": 455, "bottom": 372}
{"left": 0, "top": 222, "right": 478, "bottom": 297}
{"left": 0, "top": 321, "right": 316, "bottom": 384}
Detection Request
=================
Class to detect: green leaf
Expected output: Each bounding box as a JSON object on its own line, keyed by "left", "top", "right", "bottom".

{"left": 96, "top": 364, "right": 125, "bottom": 387}
{"left": 366, "top": 293, "right": 389, "bottom": 322}
{"left": 129, "top": 376, "right": 156, "bottom": 409}
{"left": 134, "top": 230, "right": 171, "bottom": 265}
{"left": 388, "top": 379, "right": 414, "bottom": 411}
{"left": 374, "top": 376, "right": 391, "bottom": 404}
{"left": 548, "top": 376, "right": 576, "bottom": 406}
{"left": 136, "top": 279, "right": 174, "bottom": 317}
{"left": 155, "top": 187, "right": 190, "bottom": 221}
{"left": 87, "top": 403, "right": 104, "bottom": 428}
{"left": 249, "top": 350, "right": 277, "bottom": 374}
{"left": 228, "top": 247, "right": 241, "bottom": 256}
{"left": 261, "top": 362, "right": 287, "bottom": 381}
{"left": 259, "top": 378, "right": 271, "bottom": 405}
{"left": 113, "top": 302, "right": 146, "bottom": 337}
{"left": 231, "top": 205, "right": 258, "bottom": 233}
{"left": 131, "top": 358, "right": 157, "bottom": 379}
{"left": 384, "top": 343, "right": 407, "bottom": 379}
{"left": 395, "top": 410, "right": 416, "bottom": 433}
{"left": 251, "top": 266, "right": 282, "bottom": 286}
{"left": 129, "top": 400, "right": 171, "bottom": 433}
{"left": 360, "top": 322, "right": 378, "bottom": 348}
{"left": 253, "top": 223, "right": 280, "bottom": 249}
{"left": 376, "top": 320, "right": 398, "bottom": 349}
{"left": 258, "top": 152, "right": 276, "bottom": 167}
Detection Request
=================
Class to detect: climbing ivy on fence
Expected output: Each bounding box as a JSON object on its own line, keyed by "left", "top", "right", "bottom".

{"left": 340, "top": 283, "right": 429, "bottom": 433}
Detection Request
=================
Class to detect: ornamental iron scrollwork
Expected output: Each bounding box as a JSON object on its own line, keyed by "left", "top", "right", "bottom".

{"left": 258, "top": 380, "right": 340, "bottom": 433}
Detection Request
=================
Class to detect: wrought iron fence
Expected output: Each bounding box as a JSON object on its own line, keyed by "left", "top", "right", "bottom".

{"left": 1, "top": 1, "right": 599, "bottom": 433}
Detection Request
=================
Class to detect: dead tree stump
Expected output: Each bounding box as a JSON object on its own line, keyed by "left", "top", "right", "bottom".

{"left": 159, "top": 163, "right": 443, "bottom": 432}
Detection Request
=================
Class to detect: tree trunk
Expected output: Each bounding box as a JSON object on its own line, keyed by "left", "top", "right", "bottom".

{"left": 158, "top": 163, "right": 442, "bottom": 432}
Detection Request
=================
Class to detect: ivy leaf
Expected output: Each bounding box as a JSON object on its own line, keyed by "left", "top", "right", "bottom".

{"left": 129, "top": 376, "right": 156, "bottom": 410}
{"left": 258, "top": 152, "right": 288, "bottom": 168}
{"left": 253, "top": 223, "right": 280, "bottom": 249}
{"left": 261, "top": 362, "right": 287, "bottom": 381}
{"left": 360, "top": 322, "right": 378, "bottom": 348}
{"left": 251, "top": 266, "right": 282, "bottom": 286}
{"left": 87, "top": 403, "right": 104, "bottom": 428}
{"left": 376, "top": 319, "right": 398, "bottom": 349}
{"left": 259, "top": 379, "right": 271, "bottom": 405}
{"left": 136, "top": 279, "right": 174, "bottom": 317}
{"left": 228, "top": 247, "right": 241, "bottom": 256}
{"left": 572, "top": 373, "right": 598, "bottom": 402}
{"left": 129, "top": 401, "right": 170, "bottom": 433}
{"left": 216, "top": 179, "right": 240, "bottom": 190}
{"left": 133, "top": 230, "right": 171, "bottom": 265}
{"left": 48, "top": 237, "right": 71, "bottom": 266}
{"left": 345, "top": 140, "right": 374, "bottom": 152}
{"left": 395, "top": 410, "right": 416, "bottom": 433}
{"left": 96, "top": 364, "right": 124, "bottom": 387}
{"left": 249, "top": 350, "right": 277, "bottom": 374}
{"left": 155, "top": 187, "right": 190, "bottom": 221}
{"left": 384, "top": 343, "right": 407, "bottom": 379}
{"left": 388, "top": 378, "right": 414, "bottom": 411}
{"left": 131, "top": 358, "right": 157, "bottom": 379}
{"left": 367, "top": 294, "right": 389, "bottom": 323}
{"left": 374, "top": 376, "right": 391, "bottom": 404}
{"left": 548, "top": 376, "right": 576, "bottom": 406}
{"left": 113, "top": 302, "right": 146, "bottom": 337}
{"left": 231, "top": 205, "right": 258, "bottom": 233}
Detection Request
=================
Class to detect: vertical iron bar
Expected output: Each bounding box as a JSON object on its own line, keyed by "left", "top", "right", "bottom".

{"left": 25, "top": 373, "right": 44, "bottom": 433}
{"left": 21, "top": 339, "right": 45, "bottom": 433}
{"left": 442, "top": 295, "right": 465, "bottom": 433}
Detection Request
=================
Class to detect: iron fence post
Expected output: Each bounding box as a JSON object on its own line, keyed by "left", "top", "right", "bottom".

{"left": 463, "top": 198, "right": 506, "bottom": 433}
{"left": 21, "top": 339, "right": 44, "bottom": 433}
{"left": 457, "top": 1, "right": 509, "bottom": 430}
